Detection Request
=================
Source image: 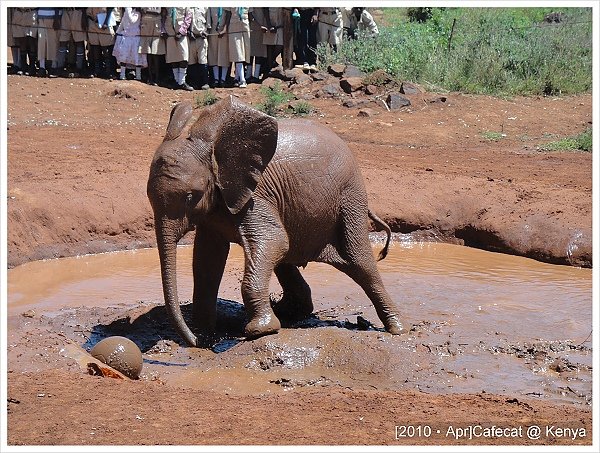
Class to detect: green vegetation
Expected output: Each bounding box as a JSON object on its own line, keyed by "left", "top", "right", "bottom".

{"left": 539, "top": 128, "right": 592, "bottom": 152}
{"left": 256, "top": 81, "right": 294, "bottom": 116}
{"left": 194, "top": 90, "right": 218, "bottom": 108}
{"left": 289, "top": 100, "right": 314, "bottom": 116}
{"left": 481, "top": 131, "right": 506, "bottom": 142}
{"left": 318, "top": 7, "right": 592, "bottom": 96}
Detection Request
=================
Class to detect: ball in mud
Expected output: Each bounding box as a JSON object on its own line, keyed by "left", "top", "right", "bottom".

{"left": 90, "top": 336, "right": 143, "bottom": 379}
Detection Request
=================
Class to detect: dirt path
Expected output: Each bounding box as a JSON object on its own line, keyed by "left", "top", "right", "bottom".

{"left": 5, "top": 73, "right": 593, "bottom": 447}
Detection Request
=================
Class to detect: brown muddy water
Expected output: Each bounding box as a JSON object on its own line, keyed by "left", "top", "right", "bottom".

{"left": 7, "top": 240, "right": 593, "bottom": 406}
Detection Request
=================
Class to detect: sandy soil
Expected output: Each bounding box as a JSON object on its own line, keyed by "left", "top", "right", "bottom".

{"left": 4, "top": 68, "right": 593, "bottom": 447}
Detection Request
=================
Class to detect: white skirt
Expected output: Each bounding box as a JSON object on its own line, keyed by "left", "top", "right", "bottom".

{"left": 113, "top": 35, "right": 148, "bottom": 67}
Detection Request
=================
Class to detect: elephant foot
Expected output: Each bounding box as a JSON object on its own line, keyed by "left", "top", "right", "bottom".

{"left": 271, "top": 293, "right": 314, "bottom": 324}
{"left": 244, "top": 310, "right": 281, "bottom": 339}
{"left": 384, "top": 315, "right": 409, "bottom": 335}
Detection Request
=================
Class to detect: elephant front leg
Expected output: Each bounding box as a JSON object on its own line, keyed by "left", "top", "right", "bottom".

{"left": 240, "top": 221, "right": 288, "bottom": 339}
{"left": 193, "top": 231, "right": 230, "bottom": 338}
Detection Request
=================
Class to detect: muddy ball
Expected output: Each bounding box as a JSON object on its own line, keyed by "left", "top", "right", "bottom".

{"left": 90, "top": 336, "right": 143, "bottom": 379}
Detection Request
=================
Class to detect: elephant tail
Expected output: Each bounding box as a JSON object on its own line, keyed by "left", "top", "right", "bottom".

{"left": 368, "top": 210, "right": 392, "bottom": 261}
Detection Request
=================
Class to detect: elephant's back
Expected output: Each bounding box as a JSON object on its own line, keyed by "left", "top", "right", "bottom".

{"left": 274, "top": 119, "right": 355, "bottom": 165}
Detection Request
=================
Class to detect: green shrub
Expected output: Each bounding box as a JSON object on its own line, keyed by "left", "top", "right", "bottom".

{"left": 256, "top": 81, "right": 294, "bottom": 116}
{"left": 194, "top": 90, "right": 218, "bottom": 108}
{"left": 318, "top": 7, "right": 592, "bottom": 96}
{"left": 481, "top": 131, "right": 505, "bottom": 142}
{"left": 540, "top": 128, "right": 592, "bottom": 152}
{"left": 289, "top": 100, "right": 314, "bottom": 116}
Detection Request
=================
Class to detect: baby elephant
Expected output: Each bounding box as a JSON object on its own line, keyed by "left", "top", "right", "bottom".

{"left": 147, "top": 96, "right": 407, "bottom": 346}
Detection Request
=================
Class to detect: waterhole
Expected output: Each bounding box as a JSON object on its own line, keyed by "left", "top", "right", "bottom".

{"left": 7, "top": 242, "right": 592, "bottom": 405}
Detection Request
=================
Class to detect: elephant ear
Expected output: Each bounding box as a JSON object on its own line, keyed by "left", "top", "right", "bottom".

{"left": 193, "top": 96, "right": 278, "bottom": 214}
{"left": 163, "top": 101, "right": 194, "bottom": 142}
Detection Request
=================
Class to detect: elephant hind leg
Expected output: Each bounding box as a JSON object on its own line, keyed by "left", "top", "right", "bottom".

{"left": 328, "top": 198, "right": 408, "bottom": 334}
{"left": 271, "top": 264, "right": 313, "bottom": 323}
{"left": 332, "top": 260, "right": 408, "bottom": 335}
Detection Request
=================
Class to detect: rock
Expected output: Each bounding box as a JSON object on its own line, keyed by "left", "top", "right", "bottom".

{"left": 386, "top": 93, "right": 411, "bottom": 110}
{"left": 428, "top": 96, "right": 447, "bottom": 104}
{"left": 284, "top": 68, "right": 305, "bottom": 81}
{"left": 343, "top": 99, "right": 369, "bottom": 108}
{"left": 365, "top": 84, "right": 378, "bottom": 95}
{"left": 320, "top": 83, "right": 342, "bottom": 97}
{"left": 311, "top": 71, "right": 328, "bottom": 81}
{"left": 357, "top": 108, "right": 377, "bottom": 117}
{"left": 21, "top": 309, "right": 36, "bottom": 318}
{"left": 400, "top": 81, "right": 422, "bottom": 95}
{"left": 343, "top": 65, "right": 366, "bottom": 78}
{"left": 268, "top": 65, "right": 286, "bottom": 79}
{"left": 294, "top": 73, "right": 312, "bottom": 86}
{"left": 261, "top": 77, "right": 284, "bottom": 89}
{"left": 327, "top": 64, "right": 346, "bottom": 77}
{"left": 339, "top": 77, "right": 364, "bottom": 94}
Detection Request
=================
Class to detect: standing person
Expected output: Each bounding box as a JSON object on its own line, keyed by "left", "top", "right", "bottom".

{"left": 223, "top": 7, "right": 251, "bottom": 88}
{"left": 316, "top": 7, "right": 343, "bottom": 51}
{"left": 37, "top": 7, "right": 62, "bottom": 77}
{"left": 247, "top": 7, "right": 267, "bottom": 83}
{"left": 139, "top": 7, "right": 165, "bottom": 86}
{"left": 7, "top": 8, "right": 22, "bottom": 73}
{"left": 86, "top": 7, "right": 116, "bottom": 78}
{"left": 207, "top": 7, "right": 229, "bottom": 88}
{"left": 295, "top": 7, "right": 318, "bottom": 71}
{"left": 113, "top": 7, "right": 147, "bottom": 81}
{"left": 263, "top": 7, "right": 284, "bottom": 74}
{"left": 348, "top": 7, "right": 379, "bottom": 39}
{"left": 187, "top": 7, "right": 210, "bottom": 90}
{"left": 164, "top": 7, "right": 193, "bottom": 91}
{"left": 12, "top": 7, "right": 38, "bottom": 75}
{"left": 56, "top": 7, "right": 87, "bottom": 77}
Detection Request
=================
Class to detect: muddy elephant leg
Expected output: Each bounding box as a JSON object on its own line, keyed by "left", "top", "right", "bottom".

{"left": 272, "top": 264, "right": 313, "bottom": 322}
{"left": 329, "top": 199, "right": 408, "bottom": 334}
{"left": 333, "top": 259, "right": 407, "bottom": 334}
{"left": 240, "top": 212, "right": 288, "bottom": 338}
{"left": 192, "top": 230, "right": 230, "bottom": 338}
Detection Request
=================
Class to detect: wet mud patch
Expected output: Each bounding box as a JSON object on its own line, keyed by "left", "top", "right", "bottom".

{"left": 7, "top": 294, "right": 592, "bottom": 406}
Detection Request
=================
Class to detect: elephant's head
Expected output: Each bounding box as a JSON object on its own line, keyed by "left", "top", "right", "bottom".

{"left": 147, "top": 96, "right": 278, "bottom": 346}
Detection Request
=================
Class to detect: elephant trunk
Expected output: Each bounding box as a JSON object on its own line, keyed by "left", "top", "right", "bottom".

{"left": 156, "top": 217, "right": 198, "bottom": 347}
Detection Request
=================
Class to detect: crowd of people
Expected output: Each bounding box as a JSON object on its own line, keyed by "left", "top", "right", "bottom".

{"left": 7, "top": 6, "right": 379, "bottom": 90}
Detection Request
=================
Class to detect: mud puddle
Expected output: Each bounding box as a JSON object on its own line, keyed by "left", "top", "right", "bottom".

{"left": 7, "top": 240, "right": 592, "bottom": 405}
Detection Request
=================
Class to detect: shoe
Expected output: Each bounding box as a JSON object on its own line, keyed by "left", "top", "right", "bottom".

{"left": 179, "top": 82, "right": 194, "bottom": 91}
{"left": 38, "top": 68, "right": 48, "bottom": 77}
{"left": 233, "top": 80, "right": 240, "bottom": 87}
{"left": 239, "top": 81, "right": 247, "bottom": 88}
{"left": 303, "top": 62, "right": 310, "bottom": 70}
{"left": 200, "top": 83, "right": 210, "bottom": 90}
{"left": 309, "top": 64, "right": 317, "bottom": 72}
{"left": 248, "top": 76, "right": 260, "bottom": 84}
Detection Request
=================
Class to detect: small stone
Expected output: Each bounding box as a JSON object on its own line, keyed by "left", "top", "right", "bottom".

{"left": 357, "top": 108, "right": 376, "bottom": 117}
{"left": 386, "top": 93, "right": 411, "bottom": 110}
{"left": 428, "top": 96, "right": 447, "bottom": 104}
{"left": 310, "top": 71, "right": 328, "bottom": 81}
{"left": 400, "top": 81, "right": 422, "bottom": 95}
{"left": 22, "top": 310, "right": 36, "bottom": 318}
{"left": 327, "top": 64, "right": 346, "bottom": 77}
{"left": 365, "top": 84, "right": 378, "bottom": 95}
{"left": 339, "top": 77, "right": 364, "bottom": 94}
{"left": 294, "top": 73, "right": 312, "bottom": 86}
{"left": 320, "top": 83, "right": 341, "bottom": 97}
{"left": 343, "top": 65, "right": 366, "bottom": 78}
